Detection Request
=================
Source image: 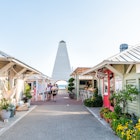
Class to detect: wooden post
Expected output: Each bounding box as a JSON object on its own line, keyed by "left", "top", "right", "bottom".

{"left": 76, "top": 74, "right": 79, "bottom": 101}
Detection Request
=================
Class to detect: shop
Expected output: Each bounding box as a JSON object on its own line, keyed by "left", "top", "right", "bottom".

{"left": 81, "top": 45, "right": 140, "bottom": 116}
{"left": 70, "top": 67, "right": 96, "bottom": 101}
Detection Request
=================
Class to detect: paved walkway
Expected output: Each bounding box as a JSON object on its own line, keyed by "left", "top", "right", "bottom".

{"left": 0, "top": 90, "right": 120, "bottom": 140}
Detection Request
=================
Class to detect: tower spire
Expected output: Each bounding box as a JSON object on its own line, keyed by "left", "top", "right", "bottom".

{"left": 51, "top": 41, "right": 71, "bottom": 81}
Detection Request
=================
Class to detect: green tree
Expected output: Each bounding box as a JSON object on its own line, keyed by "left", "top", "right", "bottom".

{"left": 113, "top": 85, "right": 139, "bottom": 113}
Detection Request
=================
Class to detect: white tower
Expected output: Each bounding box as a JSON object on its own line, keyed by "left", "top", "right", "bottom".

{"left": 52, "top": 40, "right": 71, "bottom": 81}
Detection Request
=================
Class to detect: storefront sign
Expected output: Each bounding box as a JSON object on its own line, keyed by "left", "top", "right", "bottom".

{"left": 96, "top": 71, "right": 106, "bottom": 79}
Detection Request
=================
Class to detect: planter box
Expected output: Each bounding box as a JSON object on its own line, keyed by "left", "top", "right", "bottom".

{"left": 1, "top": 110, "right": 11, "bottom": 121}
{"left": 69, "top": 92, "right": 75, "bottom": 99}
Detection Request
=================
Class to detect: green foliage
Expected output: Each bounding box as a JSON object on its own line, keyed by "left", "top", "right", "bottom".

{"left": 109, "top": 112, "right": 118, "bottom": 120}
{"left": 109, "top": 94, "right": 115, "bottom": 106}
{"left": 24, "top": 83, "right": 32, "bottom": 99}
{"left": 100, "top": 107, "right": 110, "bottom": 114}
{"left": 68, "top": 78, "right": 75, "bottom": 83}
{"left": 68, "top": 83, "right": 74, "bottom": 87}
{"left": 94, "top": 88, "right": 98, "bottom": 94}
{"left": 111, "top": 119, "right": 120, "bottom": 132}
{"left": 84, "top": 94, "right": 103, "bottom": 107}
{"left": 84, "top": 98, "right": 93, "bottom": 107}
{"left": 114, "top": 105, "right": 122, "bottom": 115}
{"left": 111, "top": 114, "right": 140, "bottom": 140}
{"left": 131, "top": 113, "right": 138, "bottom": 125}
{"left": 94, "top": 92, "right": 98, "bottom": 98}
{"left": 113, "top": 84, "right": 139, "bottom": 113}
{"left": 68, "top": 77, "right": 75, "bottom": 92}
{"left": 0, "top": 98, "right": 11, "bottom": 111}
{"left": 68, "top": 86, "right": 75, "bottom": 92}
{"left": 111, "top": 116, "right": 130, "bottom": 133}
{"left": 93, "top": 94, "right": 103, "bottom": 107}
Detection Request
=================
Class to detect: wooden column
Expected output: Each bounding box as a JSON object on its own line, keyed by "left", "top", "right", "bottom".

{"left": 76, "top": 74, "right": 79, "bottom": 101}
{"left": 35, "top": 80, "right": 38, "bottom": 101}
{"left": 16, "top": 78, "right": 24, "bottom": 102}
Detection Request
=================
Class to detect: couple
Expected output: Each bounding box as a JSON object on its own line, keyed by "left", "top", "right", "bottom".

{"left": 46, "top": 83, "right": 58, "bottom": 101}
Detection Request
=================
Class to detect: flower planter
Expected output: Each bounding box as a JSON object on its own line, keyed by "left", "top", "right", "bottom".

{"left": 105, "top": 118, "right": 110, "bottom": 123}
{"left": 69, "top": 92, "right": 75, "bottom": 99}
{"left": 108, "top": 119, "right": 112, "bottom": 124}
{"left": 1, "top": 109, "right": 11, "bottom": 121}
{"left": 100, "top": 113, "right": 104, "bottom": 118}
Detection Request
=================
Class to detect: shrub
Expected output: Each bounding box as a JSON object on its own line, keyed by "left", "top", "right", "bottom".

{"left": 68, "top": 78, "right": 75, "bottom": 92}
{"left": 68, "top": 77, "right": 75, "bottom": 83}
{"left": 114, "top": 105, "right": 122, "bottom": 115}
{"left": 84, "top": 94, "right": 103, "bottom": 107}
{"left": 113, "top": 84, "right": 139, "bottom": 113}
{"left": 84, "top": 98, "right": 93, "bottom": 107}
{"left": 100, "top": 107, "right": 110, "bottom": 114}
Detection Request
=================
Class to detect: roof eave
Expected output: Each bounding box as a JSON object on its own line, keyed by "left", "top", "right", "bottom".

{"left": 81, "top": 60, "right": 140, "bottom": 75}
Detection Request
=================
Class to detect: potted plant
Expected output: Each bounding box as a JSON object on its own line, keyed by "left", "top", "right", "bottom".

{"left": 103, "top": 112, "right": 110, "bottom": 123}
{"left": 0, "top": 98, "right": 11, "bottom": 121}
{"left": 108, "top": 112, "right": 118, "bottom": 125}
{"left": 99, "top": 107, "right": 110, "bottom": 118}
{"left": 22, "top": 83, "right": 32, "bottom": 106}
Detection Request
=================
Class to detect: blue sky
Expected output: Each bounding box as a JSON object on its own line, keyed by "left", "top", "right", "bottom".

{"left": 1, "top": 0, "right": 140, "bottom": 77}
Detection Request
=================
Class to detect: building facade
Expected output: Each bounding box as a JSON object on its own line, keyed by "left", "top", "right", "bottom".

{"left": 82, "top": 45, "right": 140, "bottom": 116}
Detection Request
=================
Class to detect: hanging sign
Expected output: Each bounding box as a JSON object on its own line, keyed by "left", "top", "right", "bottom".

{"left": 96, "top": 69, "right": 106, "bottom": 79}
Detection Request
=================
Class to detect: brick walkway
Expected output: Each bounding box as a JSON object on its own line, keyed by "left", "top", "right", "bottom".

{"left": 0, "top": 90, "right": 82, "bottom": 135}
{"left": 0, "top": 89, "right": 120, "bottom": 140}
{"left": 0, "top": 104, "right": 119, "bottom": 140}
{"left": 31, "top": 89, "right": 83, "bottom": 106}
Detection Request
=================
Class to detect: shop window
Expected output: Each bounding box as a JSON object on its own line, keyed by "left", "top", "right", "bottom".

{"left": 80, "top": 80, "right": 92, "bottom": 87}
{"left": 80, "top": 80, "right": 86, "bottom": 85}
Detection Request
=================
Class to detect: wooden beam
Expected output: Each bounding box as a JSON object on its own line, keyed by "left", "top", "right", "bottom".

{"left": 0, "top": 62, "right": 15, "bottom": 74}
{"left": 126, "top": 64, "right": 133, "bottom": 74}
{"left": 23, "top": 72, "right": 35, "bottom": 80}
{"left": 105, "top": 64, "right": 123, "bottom": 78}
{"left": 12, "top": 67, "right": 18, "bottom": 74}
{"left": 14, "top": 68, "right": 27, "bottom": 78}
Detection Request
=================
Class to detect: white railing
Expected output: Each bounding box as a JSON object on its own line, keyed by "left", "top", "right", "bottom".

{"left": 80, "top": 90, "right": 93, "bottom": 102}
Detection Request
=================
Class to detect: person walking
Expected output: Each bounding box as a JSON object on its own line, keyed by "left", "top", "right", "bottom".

{"left": 46, "top": 83, "right": 52, "bottom": 101}
{"left": 32, "top": 86, "right": 36, "bottom": 101}
{"left": 51, "top": 84, "right": 58, "bottom": 102}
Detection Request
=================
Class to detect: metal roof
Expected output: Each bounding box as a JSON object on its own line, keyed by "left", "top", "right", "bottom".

{"left": 81, "top": 45, "right": 140, "bottom": 75}
{"left": 107, "top": 45, "right": 140, "bottom": 62}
